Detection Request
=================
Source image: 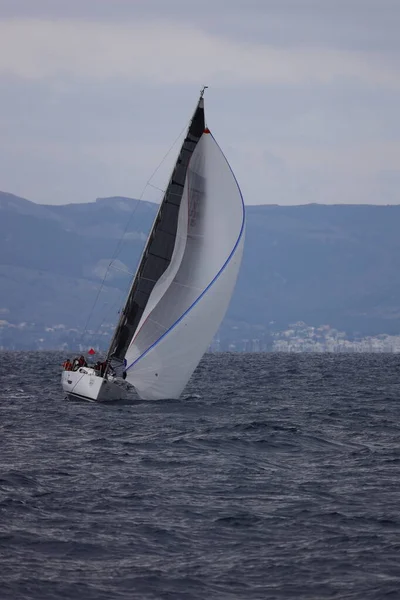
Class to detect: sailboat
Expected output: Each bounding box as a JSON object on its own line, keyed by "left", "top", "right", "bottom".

{"left": 61, "top": 90, "right": 245, "bottom": 402}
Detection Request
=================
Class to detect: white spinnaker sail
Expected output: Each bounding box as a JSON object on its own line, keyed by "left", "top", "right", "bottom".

{"left": 125, "top": 131, "right": 245, "bottom": 400}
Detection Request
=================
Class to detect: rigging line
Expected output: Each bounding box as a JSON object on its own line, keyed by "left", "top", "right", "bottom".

{"left": 108, "top": 263, "right": 137, "bottom": 277}
{"left": 80, "top": 112, "right": 192, "bottom": 345}
{"left": 147, "top": 183, "right": 166, "bottom": 194}
{"left": 92, "top": 291, "right": 125, "bottom": 342}
{"left": 142, "top": 120, "right": 191, "bottom": 194}
{"left": 80, "top": 265, "right": 112, "bottom": 342}
{"left": 112, "top": 119, "right": 190, "bottom": 264}
{"left": 82, "top": 195, "right": 142, "bottom": 344}
{"left": 70, "top": 370, "right": 88, "bottom": 394}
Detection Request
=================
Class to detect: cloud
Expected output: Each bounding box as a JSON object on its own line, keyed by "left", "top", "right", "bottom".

{"left": 1, "top": 0, "right": 398, "bottom": 48}
{"left": 1, "top": 72, "right": 400, "bottom": 206}
{"left": 0, "top": 5, "right": 399, "bottom": 207}
{"left": 0, "top": 18, "right": 399, "bottom": 89}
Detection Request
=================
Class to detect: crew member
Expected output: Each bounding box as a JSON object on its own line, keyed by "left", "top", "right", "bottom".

{"left": 62, "top": 358, "right": 72, "bottom": 371}
{"left": 78, "top": 355, "right": 87, "bottom": 368}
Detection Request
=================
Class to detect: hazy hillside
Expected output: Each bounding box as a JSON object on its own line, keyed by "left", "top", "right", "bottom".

{"left": 235, "top": 203, "right": 400, "bottom": 335}
{"left": 2, "top": 190, "right": 400, "bottom": 348}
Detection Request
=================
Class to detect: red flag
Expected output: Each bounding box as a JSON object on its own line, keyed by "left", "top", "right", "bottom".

{"left": 88, "top": 348, "right": 95, "bottom": 355}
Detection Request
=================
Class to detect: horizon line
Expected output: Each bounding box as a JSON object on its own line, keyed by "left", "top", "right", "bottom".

{"left": 2, "top": 190, "right": 400, "bottom": 209}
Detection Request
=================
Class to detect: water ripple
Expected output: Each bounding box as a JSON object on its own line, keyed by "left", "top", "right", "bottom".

{"left": 0, "top": 351, "right": 400, "bottom": 599}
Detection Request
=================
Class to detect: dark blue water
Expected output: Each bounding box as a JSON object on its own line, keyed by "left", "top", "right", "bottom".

{"left": 1, "top": 352, "right": 400, "bottom": 599}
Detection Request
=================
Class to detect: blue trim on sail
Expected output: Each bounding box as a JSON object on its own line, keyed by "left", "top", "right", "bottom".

{"left": 126, "top": 133, "right": 245, "bottom": 372}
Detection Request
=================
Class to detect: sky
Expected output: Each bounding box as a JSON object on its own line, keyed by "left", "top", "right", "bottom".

{"left": 0, "top": 0, "right": 399, "bottom": 206}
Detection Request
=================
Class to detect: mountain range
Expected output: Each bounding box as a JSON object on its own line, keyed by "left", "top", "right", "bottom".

{"left": 1, "top": 190, "right": 400, "bottom": 349}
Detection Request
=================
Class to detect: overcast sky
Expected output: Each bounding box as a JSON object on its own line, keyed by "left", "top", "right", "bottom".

{"left": 0, "top": 0, "right": 399, "bottom": 206}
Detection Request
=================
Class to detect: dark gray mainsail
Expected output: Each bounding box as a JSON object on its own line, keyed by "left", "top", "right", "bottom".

{"left": 107, "top": 96, "right": 205, "bottom": 362}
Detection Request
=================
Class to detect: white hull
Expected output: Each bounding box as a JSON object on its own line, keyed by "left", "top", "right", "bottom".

{"left": 61, "top": 367, "right": 127, "bottom": 402}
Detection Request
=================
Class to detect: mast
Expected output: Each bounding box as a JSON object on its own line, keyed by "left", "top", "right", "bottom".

{"left": 106, "top": 91, "right": 206, "bottom": 362}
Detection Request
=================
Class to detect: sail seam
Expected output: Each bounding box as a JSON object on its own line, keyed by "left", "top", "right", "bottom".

{"left": 126, "top": 132, "right": 245, "bottom": 372}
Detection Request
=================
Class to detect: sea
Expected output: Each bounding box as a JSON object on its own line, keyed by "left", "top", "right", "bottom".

{"left": 1, "top": 351, "right": 400, "bottom": 600}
